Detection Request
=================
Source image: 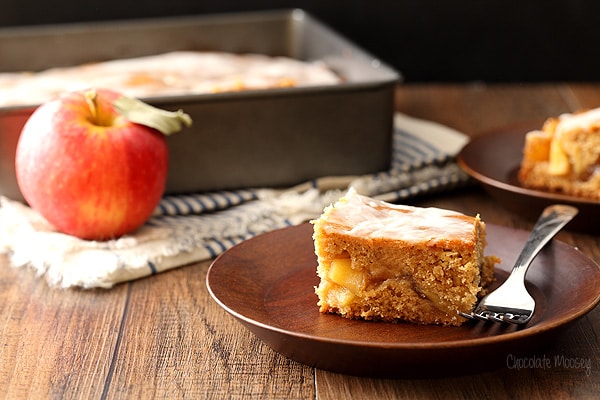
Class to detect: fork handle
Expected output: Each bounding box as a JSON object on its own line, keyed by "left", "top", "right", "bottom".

{"left": 508, "top": 204, "right": 578, "bottom": 282}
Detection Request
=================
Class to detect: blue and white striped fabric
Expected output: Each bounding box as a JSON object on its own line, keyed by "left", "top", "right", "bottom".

{"left": 392, "top": 128, "right": 452, "bottom": 170}
{"left": 155, "top": 189, "right": 258, "bottom": 217}
{"left": 0, "top": 113, "right": 471, "bottom": 288}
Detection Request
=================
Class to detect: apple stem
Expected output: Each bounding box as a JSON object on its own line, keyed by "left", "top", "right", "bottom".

{"left": 84, "top": 90, "right": 99, "bottom": 121}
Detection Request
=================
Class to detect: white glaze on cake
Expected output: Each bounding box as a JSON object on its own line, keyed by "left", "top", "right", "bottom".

{"left": 319, "top": 188, "right": 475, "bottom": 243}
{"left": 556, "top": 108, "right": 600, "bottom": 133}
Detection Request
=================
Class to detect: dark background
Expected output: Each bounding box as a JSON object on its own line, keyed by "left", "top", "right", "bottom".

{"left": 2, "top": 0, "right": 599, "bottom": 82}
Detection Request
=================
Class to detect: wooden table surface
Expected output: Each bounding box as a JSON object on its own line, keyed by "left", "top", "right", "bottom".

{"left": 1, "top": 83, "right": 599, "bottom": 399}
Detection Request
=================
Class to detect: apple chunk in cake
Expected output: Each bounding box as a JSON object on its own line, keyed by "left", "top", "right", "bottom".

{"left": 312, "top": 189, "right": 498, "bottom": 326}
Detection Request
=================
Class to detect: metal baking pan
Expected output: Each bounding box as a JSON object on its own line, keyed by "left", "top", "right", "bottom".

{"left": 0, "top": 9, "right": 400, "bottom": 201}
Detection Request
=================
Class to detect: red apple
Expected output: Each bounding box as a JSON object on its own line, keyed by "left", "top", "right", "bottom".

{"left": 15, "top": 88, "right": 191, "bottom": 240}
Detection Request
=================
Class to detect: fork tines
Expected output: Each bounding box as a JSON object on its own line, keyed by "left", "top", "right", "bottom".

{"left": 459, "top": 310, "right": 531, "bottom": 324}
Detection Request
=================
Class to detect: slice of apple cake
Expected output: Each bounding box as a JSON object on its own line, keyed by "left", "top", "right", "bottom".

{"left": 312, "top": 189, "right": 498, "bottom": 326}
{"left": 518, "top": 107, "right": 600, "bottom": 200}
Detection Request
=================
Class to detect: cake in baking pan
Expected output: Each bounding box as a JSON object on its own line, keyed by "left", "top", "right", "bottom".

{"left": 0, "top": 51, "right": 341, "bottom": 107}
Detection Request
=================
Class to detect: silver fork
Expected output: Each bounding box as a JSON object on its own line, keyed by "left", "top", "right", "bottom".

{"left": 459, "top": 204, "right": 578, "bottom": 324}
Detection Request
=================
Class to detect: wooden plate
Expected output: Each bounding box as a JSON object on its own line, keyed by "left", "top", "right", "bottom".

{"left": 206, "top": 223, "right": 600, "bottom": 378}
{"left": 457, "top": 124, "right": 600, "bottom": 233}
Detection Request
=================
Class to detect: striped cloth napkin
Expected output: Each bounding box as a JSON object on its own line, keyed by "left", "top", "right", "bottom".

{"left": 0, "top": 113, "right": 470, "bottom": 289}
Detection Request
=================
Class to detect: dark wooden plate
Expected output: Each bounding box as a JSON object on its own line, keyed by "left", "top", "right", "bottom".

{"left": 457, "top": 124, "right": 600, "bottom": 233}
{"left": 206, "top": 223, "right": 600, "bottom": 378}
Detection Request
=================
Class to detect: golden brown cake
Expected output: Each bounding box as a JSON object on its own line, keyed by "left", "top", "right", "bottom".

{"left": 312, "top": 189, "right": 498, "bottom": 326}
{"left": 518, "top": 108, "right": 600, "bottom": 200}
{"left": 0, "top": 51, "right": 341, "bottom": 107}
